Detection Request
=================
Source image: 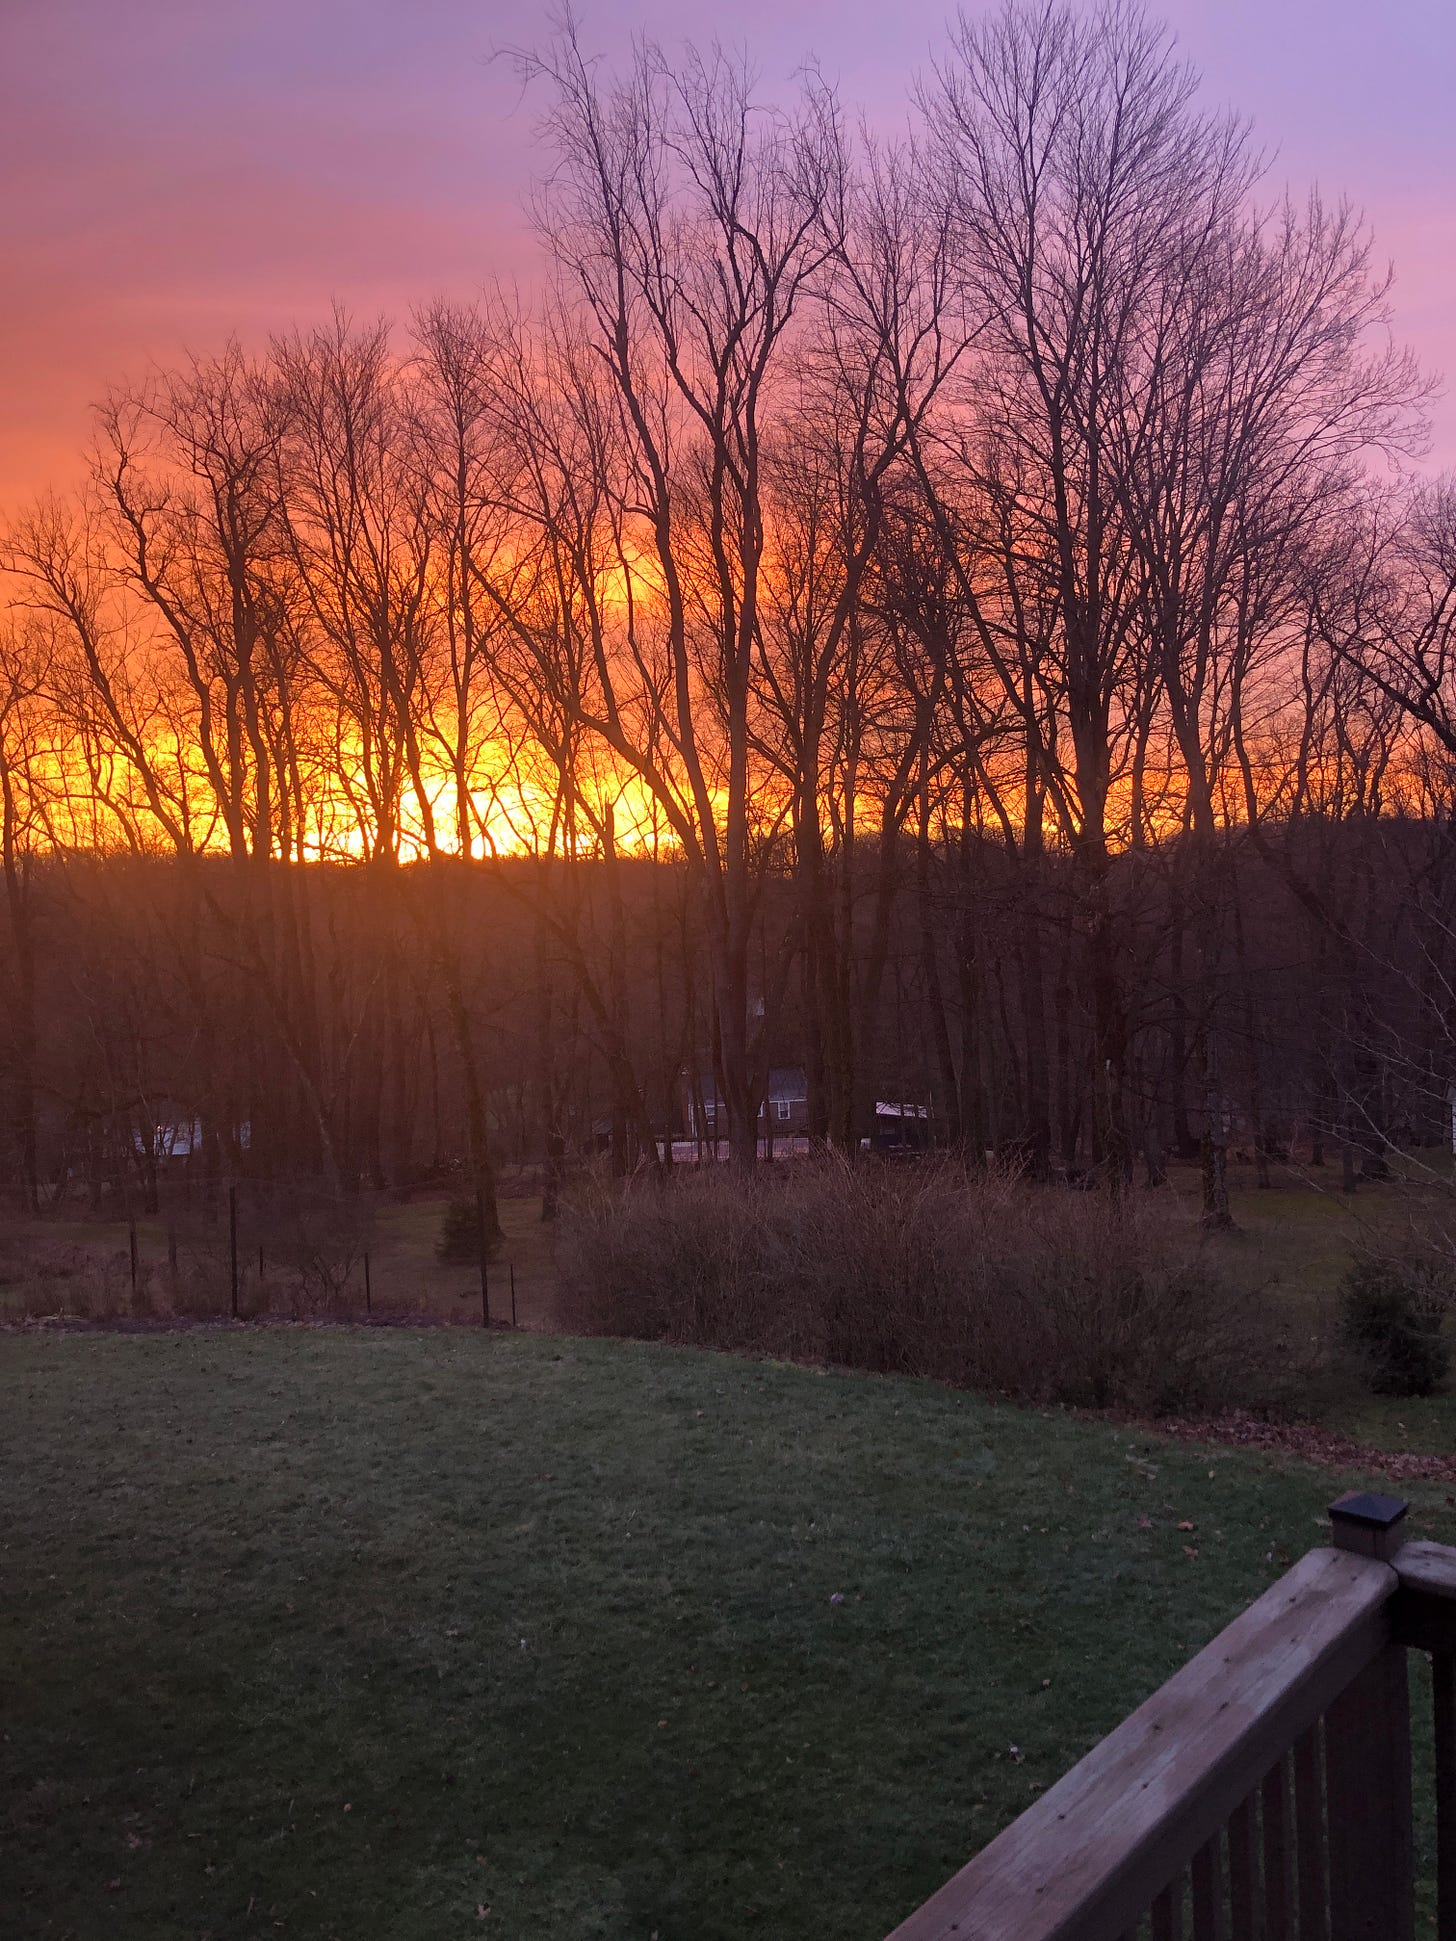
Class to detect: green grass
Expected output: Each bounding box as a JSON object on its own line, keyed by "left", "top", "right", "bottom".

{"left": 1168, "top": 1161, "right": 1456, "bottom": 1446}
{"left": 1333, "top": 1392, "right": 1456, "bottom": 1457}
{"left": 1182, "top": 1159, "right": 1453, "bottom": 1311}
{"left": 3, "top": 1330, "right": 1454, "bottom": 1940}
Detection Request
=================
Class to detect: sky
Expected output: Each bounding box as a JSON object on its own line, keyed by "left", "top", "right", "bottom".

{"left": 2, "top": 0, "right": 1453, "bottom": 513}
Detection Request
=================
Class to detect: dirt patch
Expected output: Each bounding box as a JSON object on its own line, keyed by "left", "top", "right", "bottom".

{"left": 1142, "top": 1409, "right": 1456, "bottom": 1484}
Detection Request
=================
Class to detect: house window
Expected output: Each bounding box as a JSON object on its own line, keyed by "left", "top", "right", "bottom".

{"left": 776, "top": 1100, "right": 792, "bottom": 1122}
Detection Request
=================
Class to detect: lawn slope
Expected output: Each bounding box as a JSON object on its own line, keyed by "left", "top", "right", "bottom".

{"left": 3, "top": 1329, "right": 1450, "bottom": 1940}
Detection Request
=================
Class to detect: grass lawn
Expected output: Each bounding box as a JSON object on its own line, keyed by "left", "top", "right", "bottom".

{"left": 3, "top": 1330, "right": 1455, "bottom": 1940}
{"left": 1182, "top": 1155, "right": 1454, "bottom": 1313}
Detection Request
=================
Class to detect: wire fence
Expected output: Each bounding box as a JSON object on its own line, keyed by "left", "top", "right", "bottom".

{"left": 0, "top": 1172, "right": 527, "bottom": 1330}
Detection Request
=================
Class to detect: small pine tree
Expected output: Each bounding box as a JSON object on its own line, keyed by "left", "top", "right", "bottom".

{"left": 1338, "top": 1256, "right": 1450, "bottom": 1397}
{"left": 436, "top": 1192, "right": 498, "bottom": 1266}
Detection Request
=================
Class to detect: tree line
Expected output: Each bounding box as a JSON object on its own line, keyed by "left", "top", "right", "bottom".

{"left": 1, "top": 1, "right": 1454, "bottom": 1227}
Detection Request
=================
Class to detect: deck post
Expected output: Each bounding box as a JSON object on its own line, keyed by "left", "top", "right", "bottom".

{"left": 1325, "top": 1495, "right": 1414, "bottom": 1941}
{"left": 1391, "top": 1541, "right": 1456, "bottom": 1941}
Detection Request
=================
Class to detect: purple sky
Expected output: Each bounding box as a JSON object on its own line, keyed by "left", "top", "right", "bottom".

{"left": 2, "top": 0, "right": 1452, "bottom": 511}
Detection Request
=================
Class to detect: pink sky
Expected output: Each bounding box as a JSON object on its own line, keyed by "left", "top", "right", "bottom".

{"left": 2, "top": 0, "right": 1452, "bottom": 513}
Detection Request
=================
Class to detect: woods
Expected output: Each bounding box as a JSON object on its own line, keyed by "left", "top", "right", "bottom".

{"left": 1, "top": 1, "right": 1453, "bottom": 1219}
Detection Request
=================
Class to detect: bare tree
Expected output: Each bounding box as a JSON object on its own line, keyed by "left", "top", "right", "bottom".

{"left": 510, "top": 20, "right": 846, "bottom": 1164}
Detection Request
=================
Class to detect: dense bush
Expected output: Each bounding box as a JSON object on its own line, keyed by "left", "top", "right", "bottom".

{"left": 556, "top": 1160, "right": 1310, "bottom": 1416}
{"left": 1338, "top": 1254, "right": 1451, "bottom": 1396}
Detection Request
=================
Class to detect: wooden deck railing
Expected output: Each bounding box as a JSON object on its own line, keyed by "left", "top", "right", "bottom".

{"left": 886, "top": 1493, "right": 1456, "bottom": 1941}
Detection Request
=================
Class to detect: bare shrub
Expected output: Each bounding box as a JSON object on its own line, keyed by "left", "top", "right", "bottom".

{"left": 557, "top": 1160, "right": 1313, "bottom": 1416}
{"left": 0, "top": 1182, "right": 384, "bottom": 1326}
{"left": 245, "top": 1183, "right": 374, "bottom": 1314}
{"left": 163, "top": 1183, "right": 375, "bottom": 1318}
{"left": 3, "top": 1236, "right": 100, "bottom": 1321}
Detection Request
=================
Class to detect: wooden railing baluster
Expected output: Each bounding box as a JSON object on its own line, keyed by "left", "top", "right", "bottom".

{"left": 1292, "top": 1724, "right": 1328, "bottom": 1941}
{"left": 1151, "top": 1878, "right": 1184, "bottom": 1941}
{"left": 1190, "top": 1835, "right": 1223, "bottom": 1940}
{"left": 1227, "top": 1793, "right": 1258, "bottom": 1937}
{"left": 1263, "top": 1754, "right": 1293, "bottom": 1939}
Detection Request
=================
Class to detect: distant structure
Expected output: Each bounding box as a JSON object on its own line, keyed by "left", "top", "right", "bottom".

{"left": 675, "top": 1069, "right": 934, "bottom": 1160}
{"left": 867, "top": 1099, "right": 933, "bottom": 1154}
{"left": 130, "top": 1102, "right": 251, "bottom": 1172}
{"left": 684, "top": 1066, "right": 810, "bottom": 1144}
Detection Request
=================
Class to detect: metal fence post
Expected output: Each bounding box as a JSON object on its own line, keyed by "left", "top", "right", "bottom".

{"left": 228, "top": 1183, "right": 239, "bottom": 1318}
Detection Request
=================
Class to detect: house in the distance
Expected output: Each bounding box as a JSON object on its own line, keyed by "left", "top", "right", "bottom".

{"left": 866, "top": 1098, "right": 934, "bottom": 1154}
{"left": 676, "top": 1068, "right": 933, "bottom": 1160}
{"left": 683, "top": 1066, "right": 810, "bottom": 1145}
{"left": 131, "top": 1101, "right": 251, "bottom": 1172}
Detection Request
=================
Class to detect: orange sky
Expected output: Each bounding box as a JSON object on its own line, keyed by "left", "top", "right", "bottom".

{"left": 2, "top": 0, "right": 1453, "bottom": 517}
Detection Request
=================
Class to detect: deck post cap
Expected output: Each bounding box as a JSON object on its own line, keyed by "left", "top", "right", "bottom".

{"left": 1329, "top": 1491, "right": 1410, "bottom": 1560}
